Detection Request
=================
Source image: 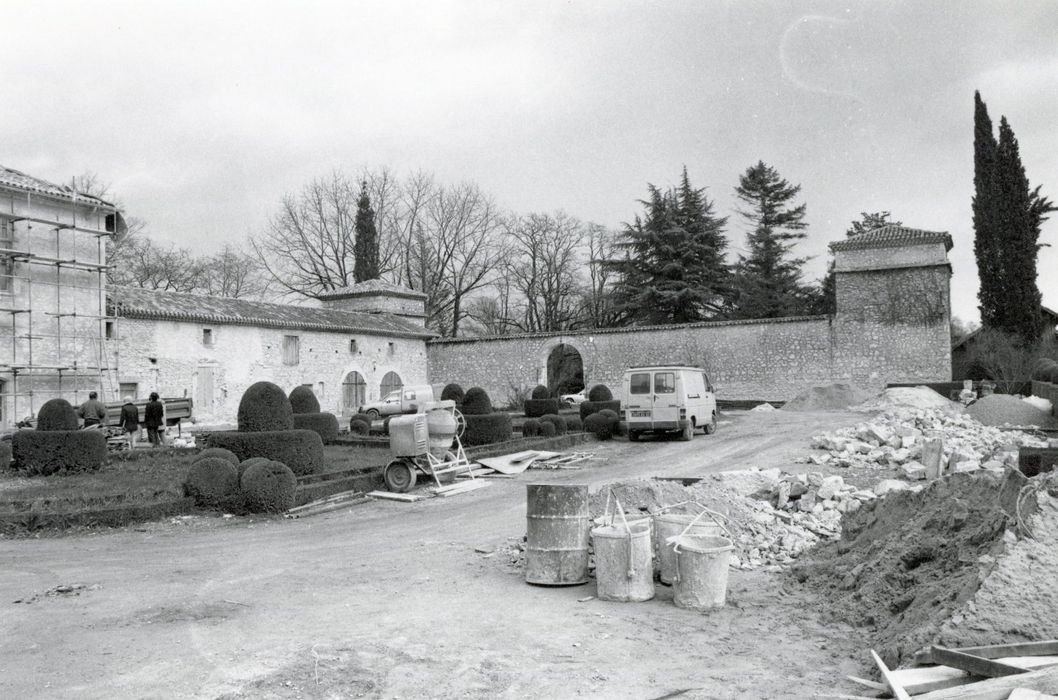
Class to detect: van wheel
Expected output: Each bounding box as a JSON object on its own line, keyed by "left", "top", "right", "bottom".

{"left": 628, "top": 429, "right": 640, "bottom": 442}
{"left": 679, "top": 420, "right": 694, "bottom": 442}
{"left": 704, "top": 412, "right": 717, "bottom": 435}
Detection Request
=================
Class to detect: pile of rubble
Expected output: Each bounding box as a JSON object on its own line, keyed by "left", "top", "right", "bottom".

{"left": 808, "top": 408, "right": 1050, "bottom": 480}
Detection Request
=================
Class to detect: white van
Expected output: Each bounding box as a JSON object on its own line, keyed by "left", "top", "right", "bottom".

{"left": 621, "top": 366, "right": 717, "bottom": 441}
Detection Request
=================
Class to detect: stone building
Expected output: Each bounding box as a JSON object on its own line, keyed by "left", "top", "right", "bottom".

{"left": 428, "top": 225, "right": 953, "bottom": 401}
{"left": 107, "top": 282, "right": 433, "bottom": 424}
{"left": 0, "top": 166, "right": 124, "bottom": 428}
{"left": 951, "top": 305, "right": 1058, "bottom": 381}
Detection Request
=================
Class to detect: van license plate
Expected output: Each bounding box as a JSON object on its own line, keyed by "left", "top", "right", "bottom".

{"left": 631, "top": 410, "right": 651, "bottom": 418}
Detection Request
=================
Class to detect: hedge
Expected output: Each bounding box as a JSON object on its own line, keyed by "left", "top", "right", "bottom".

{"left": 584, "top": 412, "right": 618, "bottom": 440}
{"left": 530, "top": 385, "right": 550, "bottom": 400}
{"left": 440, "top": 383, "right": 465, "bottom": 405}
{"left": 202, "top": 429, "right": 325, "bottom": 476}
{"left": 522, "top": 419, "right": 542, "bottom": 437}
{"left": 462, "top": 387, "right": 493, "bottom": 415}
{"left": 580, "top": 399, "right": 621, "bottom": 421}
{"left": 37, "top": 399, "right": 79, "bottom": 431}
{"left": 237, "top": 457, "right": 271, "bottom": 478}
{"left": 587, "top": 384, "right": 613, "bottom": 402}
{"left": 348, "top": 416, "right": 371, "bottom": 436}
{"left": 196, "top": 447, "right": 239, "bottom": 466}
{"left": 289, "top": 385, "right": 321, "bottom": 414}
{"left": 462, "top": 413, "right": 513, "bottom": 446}
{"left": 524, "top": 398, "right": 561, "bottom": 418}
{"left": 565, "top": 415, "right": 583, "bottom": 432}
{"left": 238, "top": 381, "right": 294, "bottom": 432}
{"left": 292, "top": 412, "right": 339, "bottom": 443}
{"left": 184, "top": 457, "right": 240, "bottom": 508}
{"left": 598, "top": 408, "right": 622, "bottom": 436}
{"left": 539, "top": 413, "right": 567, "bottom": 436}
{"left": 539, "top": 421, "right": 557, "bottom": 437}
{"left": 11, "top": 431, "right": 108, "bottom": 475}
{"left": 241, "top": 461, "right": 297, "bottom": 513}
{"left": 0, "top": 441, "right": 11, "bottom": 468}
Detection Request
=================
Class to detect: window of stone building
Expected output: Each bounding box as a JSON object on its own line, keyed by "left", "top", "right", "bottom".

{"left": 387, "top": 341, "right": 395, "bottom": 357}
{"left": 283, "top": 335, "right": 300, "bottom": 365}
{"left": 202, "top": 328, "right": 214, "bottom": 347}
{"left": 105, "top": 321, "right": 115, "bottom": 339}
{"left": 349, "top": 339, "right": 358, "bottom": 354}
{"left": 119, "top": 382, "right": 138, "bottom": 399}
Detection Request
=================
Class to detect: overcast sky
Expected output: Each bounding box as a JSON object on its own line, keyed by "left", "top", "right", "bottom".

{"left": 4, "top": 1, "right": 1056, "bottom": 322}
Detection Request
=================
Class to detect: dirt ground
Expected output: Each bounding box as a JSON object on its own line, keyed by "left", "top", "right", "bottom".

{"left": 1, "top": 410, "right": 876, "bottom": 699}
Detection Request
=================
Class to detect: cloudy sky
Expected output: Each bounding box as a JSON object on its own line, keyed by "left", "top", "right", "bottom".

{"left": 4, "top": 1, "right": 1056, "bottom": 322}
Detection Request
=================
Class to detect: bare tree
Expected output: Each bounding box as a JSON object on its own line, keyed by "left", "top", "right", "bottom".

{"left": 580, "top": 223, "right": 622, "bottom": 328}
{"left": 108, "top": 235, "right": 207, "bottom": 292}
{"left": 503, "top": 211, "right": 584, "bottom": 332}
{"left": 202, "top": 244, "right": 273, "bottom": 299}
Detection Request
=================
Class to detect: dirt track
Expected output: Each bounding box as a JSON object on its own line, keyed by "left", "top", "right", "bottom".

{"left": 0, "top": 410, "right": 868, "bottom": 699}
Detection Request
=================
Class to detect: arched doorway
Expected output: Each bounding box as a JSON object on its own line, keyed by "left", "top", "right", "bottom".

{"left": 547, "top": 344, "right": 584, "bottom": 395}
{"left": 342, "top": 371, "right": 366, "bottom": 414}
{"left": 380, "top": 371, "right": 403, "bottom": 400}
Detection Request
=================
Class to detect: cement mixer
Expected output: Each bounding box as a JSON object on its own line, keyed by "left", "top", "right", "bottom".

{"left": 383, "top": 399, "right": 472, "bottom": 492}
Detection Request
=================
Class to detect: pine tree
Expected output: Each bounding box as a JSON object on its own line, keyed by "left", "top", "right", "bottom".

{"left": 608, "top": 167, "right": 730, "bottom": 325}
{"left": 728, "top": 161, "right": 812, "bottom": 319}
{"left": 353, "top": 183, "right": 380, "bottom": 283}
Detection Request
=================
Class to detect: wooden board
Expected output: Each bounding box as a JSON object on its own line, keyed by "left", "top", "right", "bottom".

{"left": 916, "top": 641, "right": 1058, "bottom": 665}
{"left": 890, "top": 664, "right": 974, "bottom": 695}
{"left": 914, "top": 665, "right": 1058, "bottom": 700}
{"left": 930, "top": 646, "right": 1027, "bottom": 678}
{"left": 456, "top": 467, "right": 495, "bottom": 479}
{"left": 366, "top": 490, "right": 429, "bottom": 502}
{"left": 436, "top": 480, "right": 490, "bottom": 497}
{"left": 871, "top": 650, "right": 912, "bottom": 700}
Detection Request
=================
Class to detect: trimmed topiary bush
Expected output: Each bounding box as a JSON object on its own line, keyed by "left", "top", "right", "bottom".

{"left": 0, "top": 441, "right": 11, "bottom": 468}
{"left": 580, "top": 399, "right": 621, "bottom": 421}
{"left": 522, "top": 418, "right": 542, "bottom": 437}
{"left": 348, "top": 416, "right": 371, "bottom": 436}
{"left": 184, "top": 457, "right": 240, "bottom": 508}
{"left": 566, "top": 415, "right": 583, "bottom": 432}
{"left": 237, "top": 457, "right": 271, "bottom": 478}
{"left": 463, "top": 413, "right": 513, "bottom": 446}
{"left": 293, "top": 412, "right": 339, "bottom": 443}
{"left": 524, "top": 398, "right": 561, "bottom": 418}
{"left": 587, "top": 384, "right": 613, "bottom": 402}
{"left": 237, "top": 381, "right": 294, "bottom": 432}
{"left": 202, "top": 430, "right": 325, "bottom": 476}
{"left": 440, "top": 383, "right": 465, "bottom": 405}
{"left": 11, "top": 431, "right": 108, "bottom": 475}
{"left": 539, "top": 413, "right": 567, "bottom": 436}
{"left": 196, "top": 447, "right": 239, "bottom": 466}
{"left": 37, "top": 399, "right": 79, "bottom": 431}
{"left": 289, "top": 385, "right": 321, "bottom": 414}
{"left": 584, "top": 412, "right": 618, "bottom": 440}
{"left": 539, "top": 421, "right": 557, "bottom": 437}
{"left": 599, "top": 408, "right": 623, "bottom": 435}
{"left": 461, "top": 387, "right": 493, "bottom": 415}
{"left": 241, "top": 460, "right": 297, "bottom": 513}
{"left": 530, "top": 385, "right": 550, "bottom": 400}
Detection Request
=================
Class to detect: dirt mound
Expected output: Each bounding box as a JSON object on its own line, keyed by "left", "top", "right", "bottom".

{"left": 966, "top": 393, "right": 1058, "bottom": 429}
{"left": 792, "top": 471, "right": 1058, "bottom": 668}
{"left": 782, "top": 383, "right": 877, "bottom": 412}
{"left": 854, "top": 386, "right": 958, "bottom": 413}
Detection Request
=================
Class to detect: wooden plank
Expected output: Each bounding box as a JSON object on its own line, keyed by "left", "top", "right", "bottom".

{"left": 890, "top": 664, "right": 974, "bottom": 695}
{"left": 914, "top": 665, "right": 1058, "bottom": 700}
{"left": 846, "top": 675, "right": 887, "bottom": 692}
{"left": 456, "top": 467, "right": 495, "bottom": 479}
{"left": 287, "top": 489, "right": 365, "bottom": 513}
{"left": 1000, "top": 656, "right": 1058, "bottom": 671}
{"left": 931, "top": 646, "right": 1028, "bottom": 678}
{"left": 871, "top": 649, "right": 912, "bottom": 700}
{"left": 366, "top": 490, "right": 429, "bottom": 502}
{"left": 284, "top": 496, "right": 370, "bottom": 518}
{"left": 1008, "top": 689, "right": 1058, "bottom": 700}
{"left": 916, "top": 642, "right": 1058, "bottom": 665}
{"left": 437, "top": 480, "right": 490, "bottom": 497}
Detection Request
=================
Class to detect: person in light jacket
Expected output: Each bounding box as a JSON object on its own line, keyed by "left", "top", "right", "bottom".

{"left": 144, "top": 392, "right": 165, "bottom": 447}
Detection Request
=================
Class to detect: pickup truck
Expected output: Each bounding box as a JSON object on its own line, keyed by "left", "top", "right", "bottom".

{"left": 358, "top": 385, "right": 437, "bottom": 420}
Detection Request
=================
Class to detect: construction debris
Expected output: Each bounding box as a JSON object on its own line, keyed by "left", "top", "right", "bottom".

{"left": 854, "top": 386, "right": 960, "bottom": 413}
{"left": 966, "top": 394, "right": 1058, "bottom": 430}
{"left": 782, "top": 383, "right": 877, "bottom": 412}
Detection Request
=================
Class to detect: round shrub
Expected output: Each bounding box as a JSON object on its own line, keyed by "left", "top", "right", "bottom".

{"left": 237, "top": 381, "right": 294, "bottom": 432}
{"left": 584, "top": 412, "right": 618, "bottom": 440}
{"left": 531, "top": 385, "right": 550, "bottom": 400}
{"left": 293, "top": 412, "right": 339, "bottom": 443}
{"left": 0, "top": 441, "right": 11, "bottom": 468}
{"left": 463, "top": 413, "right": 513, "bottom": 446}
{"left": 522, "top": 418, "right": 542, "bottom": 437}
{"left": 37, "top": 399, "right": 79, "bottom": 431}
{"left": 580, "top": 399, "right": 622, "bottom": 421}
{"left": 587, "top": 384, "right": 613, "bottom": 402}
{"left": 184, "top": 457, "right": 240, "bottom": 508}
{"left": 539, "top": 421, "right": 557, "bottom": 437}
{"left": 1031, "top": 358, "right": 1054, "bottom": 380}
{"left": 237, "top": 456, "right": 271, "bottom": 478}
{"left": 462, "top": 387, "right": 493, "bottom": 416}
{"left": 11, "top": 430, "right": 107, "bottom": 475}
{"left": 524, "top": 398, "right": 561, "bottom": 418}
{"left": 598, "top": 408, "right": 623, "bottom": 436}
{"left": 348, "top": 416, "right": 371, "bottom": 435}
{"left": 289, "top": 385, "right": 321, "bottom": 414}
{"left": 241, "top": 460, "right": 297, "bottom": 513}
{"left": 196, "top": 447, "right": 239, "bottom": 466}
{"left": 440, "top": 383, "right": 465, "bottom": 405}
{"left": 202, "top": 429, "right": 325, "bottom": 476}
{"left": 566, "top": 415, "right": 583, "bottom": 432}
{"left": 539, "top": 413, "right": 567, "bottom": 436}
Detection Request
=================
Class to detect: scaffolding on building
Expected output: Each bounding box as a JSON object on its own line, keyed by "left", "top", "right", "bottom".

{"left": 0, "top": 183, "right": 120, "bottom": 423}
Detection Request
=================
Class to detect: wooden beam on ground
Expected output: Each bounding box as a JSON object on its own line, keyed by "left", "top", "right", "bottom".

{"left": 930, "top": 646, "right": 1028, "bottom": 678}
{"left": 889, "top": 665, "right": 975, "bottom": 695}
{"left": 915, "top": 641, "right": 1058, "bottom": 665}
{"left": 846, "top": 675, "right": 887, "bottom": 692}
{"left": 284, "top": 496, "right": 370, "bottom": 518}
{"left": 913, "top": 665, "right": 1058, "bottom": 700}
{"left": 871, "top": 650, "right": 912, "bottom": 700}
{"left": 366, "top": 490, "right": 429, "bottom": 502}
{"left": 436, "top": 480, "right": 490, "bottom": 497}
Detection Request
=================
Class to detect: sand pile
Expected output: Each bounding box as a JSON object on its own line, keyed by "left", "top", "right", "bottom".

{"left": 792, "top": 471, "right": 1058, "bottom": 668}
{"left": 854, "top": 386, "right": 958, "bottom": 413}
{"left": 782, "top": 383, "right": 877, "bottom": 412}
{"left": 966, "top": 393, "right": 1058, "bottom": 429}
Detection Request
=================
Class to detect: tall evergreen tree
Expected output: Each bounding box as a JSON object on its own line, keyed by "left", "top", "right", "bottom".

{"left": 973, "top": 91, "right": 1004, "bottom": 332}
{"left": 353, "top": 183, "right": 380, "bottom": 283}
{"left": 728, "top": 161, "right": 812, "bottom": 319}
{"left": 607, "top": 167, "right": 730, "bottom": 325}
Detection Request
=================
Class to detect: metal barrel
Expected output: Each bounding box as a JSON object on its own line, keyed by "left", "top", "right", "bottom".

{"left": 525, "top": 483, "right": 590, "bottom": 586}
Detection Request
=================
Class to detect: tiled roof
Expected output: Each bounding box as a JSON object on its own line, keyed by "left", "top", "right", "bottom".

{"left": 830, "top": 225, "right": 953, "bottom": 252}
{"left": 316, "top": 279, "right": 427, "bottom": 300}
{"left": 0, "top": 165, "right": 117, "bottom": 209}
{"left": 952, "top": 305, "right": 1058, "bottom": 350}
{"left": 107, "top": 286, "right": 434, "bottom": 339}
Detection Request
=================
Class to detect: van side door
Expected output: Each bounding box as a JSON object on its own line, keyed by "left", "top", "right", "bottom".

{"left": 652, "top": 370, "right": 679, "bottom": 427}
{"left": 626, "top": 371, "right": 653, "bottom": 428}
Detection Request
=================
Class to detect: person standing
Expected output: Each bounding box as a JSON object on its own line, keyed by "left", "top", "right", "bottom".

{"left": 145, "top": 392, "right": 165, "bottom": 447}
{"left": 78, "top": 391, "right": 107, "bottom": 428}
{"left": 120, "top": 396, "right": 140, "bottom": 449}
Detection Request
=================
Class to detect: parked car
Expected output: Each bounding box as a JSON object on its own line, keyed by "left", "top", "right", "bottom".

{"left": 621, "top": 365, "right": 717, "bottom": 442}
{"left": 359, "top": 384, "right": 436, "bottom": 420}
{"left": 560, "top": 390, "right": 586, "bottom": 406}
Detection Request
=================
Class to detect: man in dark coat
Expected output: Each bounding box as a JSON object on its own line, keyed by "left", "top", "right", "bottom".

{"left": 120, "top": 397, "right": 140, "bottom": 449}
{"left": 78, "top": 391, "right": 107, "bottom": 427}
{"left": 144, "top": 392, "right": 165, "bottom": 447}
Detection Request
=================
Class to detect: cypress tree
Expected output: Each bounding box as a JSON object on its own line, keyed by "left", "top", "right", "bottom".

{"left": 353, "top": 183, "right": 380, "bottom": 283}
{"left": 973, "top": 91, "right": 1003, "bottom": 332}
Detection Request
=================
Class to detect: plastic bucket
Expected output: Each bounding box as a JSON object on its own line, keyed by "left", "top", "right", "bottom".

{"left": 525, "top": 484, "right": 591, "bottom": 586}
{"left": 671, "top": 535, "right": 734, "bottom": 611}
{"left": 592, "top": 520, "right": 655, "bottom": 602}
{"left": 654, "top": 513, "right": 721, "bottom": 585}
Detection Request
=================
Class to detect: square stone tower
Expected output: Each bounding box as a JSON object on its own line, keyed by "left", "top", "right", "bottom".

{"left": 317, "top": 279, "right": 427, "bottom": 326}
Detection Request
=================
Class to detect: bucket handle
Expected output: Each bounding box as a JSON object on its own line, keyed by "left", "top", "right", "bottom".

{"left": 671, "top": 504, "right": 733, "bottom": 584}
{"left": 608, "top": 489, "right": 636, "bottom": 580}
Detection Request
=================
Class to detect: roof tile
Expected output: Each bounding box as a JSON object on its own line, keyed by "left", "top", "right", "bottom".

{"left": 830, "top": 225, "right": 953, "bottom": 252}
{"left": 0, "top": 165, "right": 116, "bottom": 208}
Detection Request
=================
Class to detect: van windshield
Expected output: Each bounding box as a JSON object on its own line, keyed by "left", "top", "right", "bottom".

{"left": 654, "top": 372, "right": 676, "bottom": 394}
{"left": 629, "top": 373, "right": 651, "bottom": 394}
